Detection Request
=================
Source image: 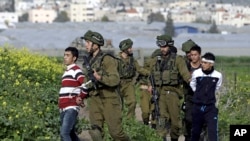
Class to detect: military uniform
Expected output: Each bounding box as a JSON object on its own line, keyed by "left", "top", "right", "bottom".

{"left": 137, "top": 57, "right": 154, "bottom": 126}
{"left": 118, "top": 38, "right": 149, "bottom": 118}
{"left": 148, "top": 35, "right": 191, "bottom": 141}
{"left": 138, "top": 49, "right": 162, "bottom": 127}
{"left": 81, "top": 30, "right": 130, "bottom": 141}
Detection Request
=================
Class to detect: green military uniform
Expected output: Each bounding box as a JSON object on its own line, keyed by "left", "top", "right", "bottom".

{"left": 81, "top": 30, "right": 130, "bottom": 141}
{"left": 118, "top": 38, "right": 149, "bottom": 118}
{"left": 138, "top": 48, "right": 161, "bottom": 127}
{"left": 137, "top": 58, "right": 154, "bottom": 126}
{"left": 148, "top": 35, "right": 191, "bottom": 141}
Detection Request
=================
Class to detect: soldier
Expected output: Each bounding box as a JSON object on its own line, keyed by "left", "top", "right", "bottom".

{"left": 181, "top": 39, "right": 194, "bottom": 63}
{"left": 81, "top": 30, "right": 130, "bottom": 141}
{"left": 118, "top": 38, "right": 150, "bottom": 118}
{"left": 181, "top": 40, "right": 203, "bottom": 141}
{"left": 148, "top": 34, "right": 191, "bottom": 141}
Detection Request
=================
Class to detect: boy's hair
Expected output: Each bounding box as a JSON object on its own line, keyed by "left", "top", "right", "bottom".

{"left": 65, "top": 47, "right": 79, "bottom": 62}
{"left": 202, "top": 52, "right": 215, "bottom": 61}
{"left": 190, "top": 45, "right": 201, "bottom": 55}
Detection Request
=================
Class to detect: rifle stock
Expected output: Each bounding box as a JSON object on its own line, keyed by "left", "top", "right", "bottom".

{"left": 149, "top": 75, "right": 160, "bottom": 121}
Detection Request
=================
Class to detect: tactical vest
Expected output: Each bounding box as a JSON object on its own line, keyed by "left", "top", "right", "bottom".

{"left": 152, "top": 53, "right": 179, "bottom": 86}
{"left": 83, "top": 52, "right": 117, "bottom": 90}
{"left": 117, "top": 56, "right": 136, "bottom": 79}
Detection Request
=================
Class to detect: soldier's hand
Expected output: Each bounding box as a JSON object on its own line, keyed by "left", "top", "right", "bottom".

{"left": 93, "top": 69, "right": 101, "bottom": 81}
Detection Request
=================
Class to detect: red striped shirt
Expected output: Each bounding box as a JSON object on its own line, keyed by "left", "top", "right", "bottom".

{"left": 58, "top": 64, "right": 87, "bottom": 109}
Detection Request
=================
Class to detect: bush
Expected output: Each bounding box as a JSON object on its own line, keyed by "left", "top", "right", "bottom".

{"left": 0, "top": 46, "right": 63, "bottom": 140}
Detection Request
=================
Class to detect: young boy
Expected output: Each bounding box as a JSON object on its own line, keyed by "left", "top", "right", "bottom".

{"left": 59, "top": 47, "right": 87, "bottom": 141}
{"left": 190, "top": 52, "right": 223, "bottom": 141}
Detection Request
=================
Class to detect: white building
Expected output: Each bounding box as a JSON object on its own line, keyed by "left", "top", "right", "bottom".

{"left": 0, "top": 12, "right": 18, "bottom": 23}
{"left": 212, "top": 5, "right": 250, "bottom": 27}
{"left": 68, "top": 3, "right": 95, "bottom": 22}
{"left": 28, "top": 9, "right": 57, "bottom": 23}
{"left": 172, "top": 10, "right": 196, "bottom": 23}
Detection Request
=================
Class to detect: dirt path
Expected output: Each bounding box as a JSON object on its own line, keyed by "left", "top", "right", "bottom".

{"left": 78, "top": 103, "right": 184, "bottom": 141}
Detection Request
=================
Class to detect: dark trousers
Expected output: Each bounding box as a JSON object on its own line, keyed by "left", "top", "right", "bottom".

{"left": 191, "top": 104, "right": 218, "bottom": 141}
{"left": 183, "top": 101, "right": 193, "bottom": 141}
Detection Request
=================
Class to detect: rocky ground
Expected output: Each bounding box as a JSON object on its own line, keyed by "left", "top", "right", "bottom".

{"left": 77, "top": 103, "right": 185, "bottom": 141}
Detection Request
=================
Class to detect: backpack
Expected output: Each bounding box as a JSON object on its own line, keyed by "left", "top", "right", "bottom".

{"left": 99, "top": 53, "right": 124, "bottom": 77}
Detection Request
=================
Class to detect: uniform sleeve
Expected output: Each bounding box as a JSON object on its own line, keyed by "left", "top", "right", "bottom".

{"left": 190, "top": 70, "right": 197, "bottom": 92}
{"left": 134, "top": 59, "right": 150, "bottom": 76}
{"left": 176, "top": 56, "right": 191, "bottom": 83}
{"left": 98, "top": 55, "right": 120, "bottom": 87}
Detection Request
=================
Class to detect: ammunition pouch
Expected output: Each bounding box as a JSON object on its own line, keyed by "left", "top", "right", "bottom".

{"left": 153, "top": 71, "right": 162, "bottom": 86}
{"left": 162, "top": 70, "right": 179, "bottom": 85}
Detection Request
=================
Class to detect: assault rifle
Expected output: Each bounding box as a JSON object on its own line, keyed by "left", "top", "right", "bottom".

{"left": 83, "top": 55, "right": 97, "bottom": 89}
{"left": 149, "top": 74, "right": 160, "bottom": 121}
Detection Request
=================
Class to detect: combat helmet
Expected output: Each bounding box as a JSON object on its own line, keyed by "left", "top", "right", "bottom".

{"left": 119, "top": 38, "right": 133, "bottom": 51}
{"left": 182, "top": 39, "right": 196, "bottom": 52}
{"left": 81, "top": 30, "right": 104, "bottom": 46}
{"left": 156, "top": 34, "right": 174, "bottom": 47}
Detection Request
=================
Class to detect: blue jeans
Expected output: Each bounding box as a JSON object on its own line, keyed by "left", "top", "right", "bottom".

{"left": 60, "top": 108, "right": 79, "bottom": 141}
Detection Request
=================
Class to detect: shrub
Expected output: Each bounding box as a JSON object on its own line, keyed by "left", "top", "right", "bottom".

{"left": 0, "top": 46, "right": 63, "bottom": 140}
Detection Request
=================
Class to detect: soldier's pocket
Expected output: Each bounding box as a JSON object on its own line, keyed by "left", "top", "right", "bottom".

{"left": 110, "top": 97, "right": 122, "bottom": 110}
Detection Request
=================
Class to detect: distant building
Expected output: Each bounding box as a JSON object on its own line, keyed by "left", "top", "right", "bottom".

{"left": 175, "top": 25, "right": 199, "bottom": 36}
{"left": 68, "top": 3, "right": 95, "bottom": 22}
{"left": 212, "top": 4, "right": 250, "bottom": 27}
{"left": 172, "top": 10, "right": 196, "bottom": 23}
{"left": 28, "top": 9, "right": 57, "bottom": 23}
{"left": 0, "top": 12, "right": 18, "bottom": 23}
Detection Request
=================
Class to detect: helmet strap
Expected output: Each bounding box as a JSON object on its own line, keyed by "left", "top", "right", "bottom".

{"left": 89, "top": 43, "right": 97, "bottom": 55}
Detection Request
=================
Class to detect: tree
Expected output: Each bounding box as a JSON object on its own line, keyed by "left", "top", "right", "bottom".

{"left": 208, "top": 20, "right": 219, "bottom": 33}
{"left": 53, "top": 11, "right": 69, "bottom": 22}
{"left": 101, "top": 15, "right": 109, "bottom": 22}
{"left": 164, "top": 11, "right": 175, "bottom": 37}
{"left": 18, "top": 13, "right": 29, "bottom": 22}
{"left": 147, "top": 12, "right": 165, "bottom": 24}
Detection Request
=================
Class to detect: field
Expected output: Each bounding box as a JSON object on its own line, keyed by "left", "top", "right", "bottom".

{"left": 0, "top": 46, "right": 249, "bottom": 141}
